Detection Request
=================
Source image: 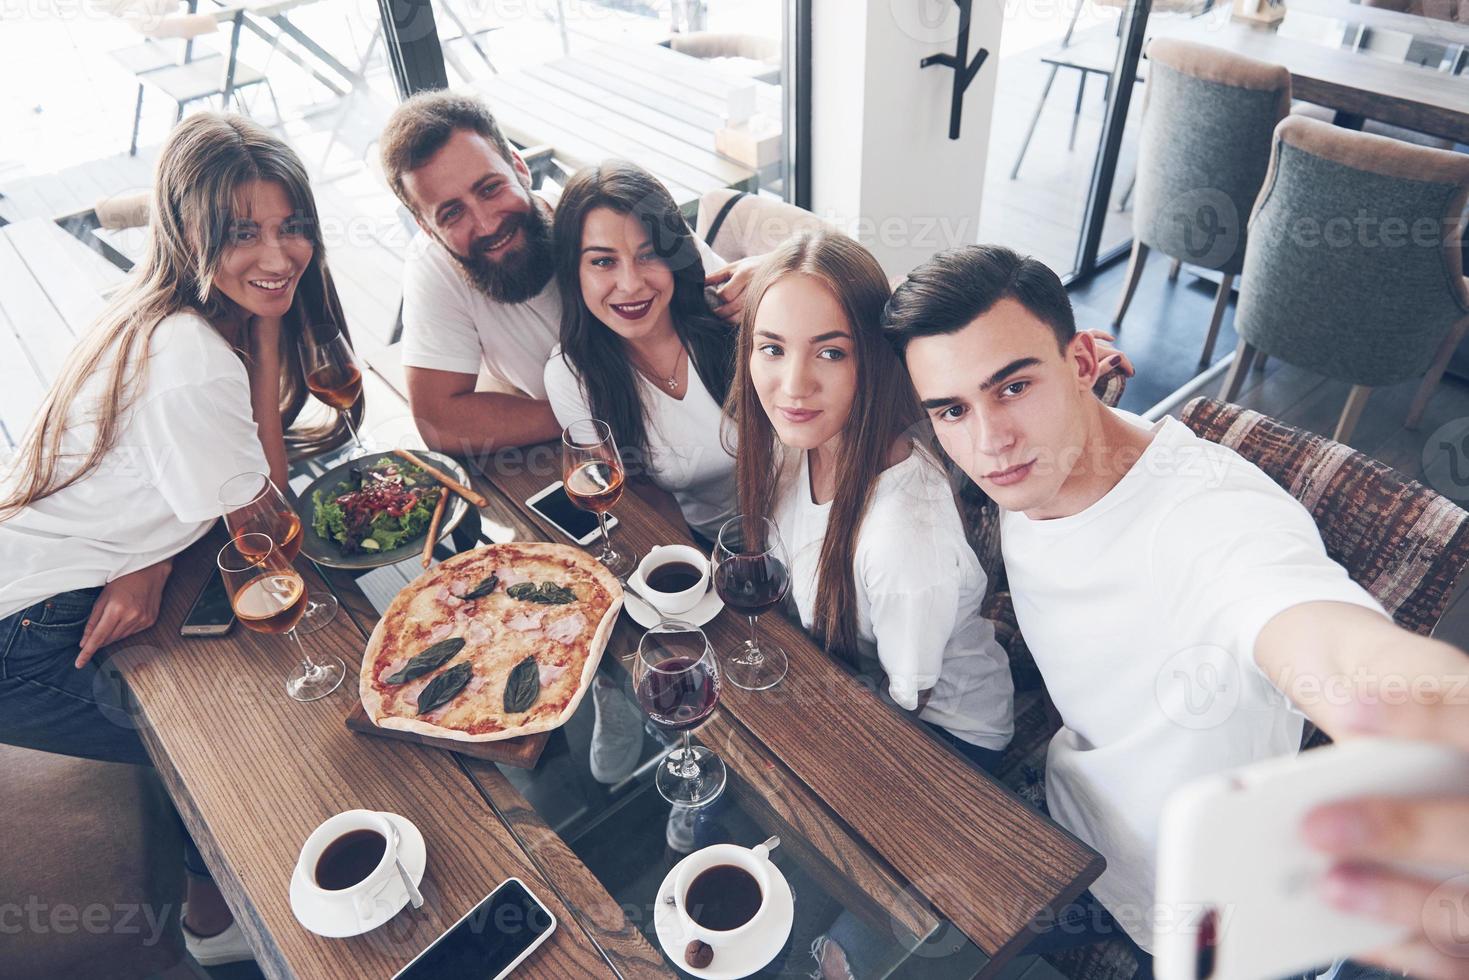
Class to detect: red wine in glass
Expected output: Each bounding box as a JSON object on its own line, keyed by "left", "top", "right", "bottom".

{"left": 636, "top": 656, "right": 720, "bottom": 732}
{"left": 712, "top": 516, "right": 791, "bottom": 691}
{"left": 635, "top": 622, "right": 726, "bottom": 807}
{"left": 714, "top": 556, "right": 790, "bottom": 616}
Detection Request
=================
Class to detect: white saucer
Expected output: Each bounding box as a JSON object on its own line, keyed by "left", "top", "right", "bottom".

{"left": 290, "top": 811, "right": 426, "bottom": 939}
{"left": 623, "top": 574, "right": 725, "bottom": 629}
{"left": 653, "top": 854, "right": 794, "bottom": 979}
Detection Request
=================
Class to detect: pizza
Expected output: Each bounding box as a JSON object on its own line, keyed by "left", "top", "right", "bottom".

{"left": 361, "top": 542, "right": 622, "bottom": 742}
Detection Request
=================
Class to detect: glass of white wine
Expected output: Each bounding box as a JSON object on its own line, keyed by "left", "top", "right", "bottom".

{"left": 217, "top": 532, "right": 344, "bottom": 702}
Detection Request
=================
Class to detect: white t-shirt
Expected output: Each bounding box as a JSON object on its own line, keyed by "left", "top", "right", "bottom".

{"left": 543, "top": 344, "right": 737, "bottom": 541}
{"left": 400, "top": 191, "right": 725, "bottom": 400}
{"left": 999, "top": 410, "right": 1385, "bottom": 951}
{"left": 773, "top": 446, "right": 1015, "bottom": 750}
{"left": 0, "top": 311, "right": 271, "bottom": 620}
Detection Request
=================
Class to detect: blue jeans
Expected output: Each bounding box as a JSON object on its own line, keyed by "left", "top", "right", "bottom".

{"left": 1, "top": 587, "right": 208, "bottom": 876}
{"left": 925, "top": 721, "right": 1006, "bottom": 775}
{"left": 0, "top": 587, "right": 153, "bottom": 766}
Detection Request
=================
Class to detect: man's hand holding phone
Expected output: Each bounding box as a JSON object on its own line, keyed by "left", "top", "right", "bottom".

{"left": 1303, "top": 699, "right": 1469, "bottom": 979}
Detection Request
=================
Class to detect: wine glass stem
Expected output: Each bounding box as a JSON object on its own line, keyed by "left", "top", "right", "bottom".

{"left": 746, "top": 614, "right": 765, "bottom": 664}
{"left": 288, "top": 628, "right": 318, "bottom": 673}
{"left": 340, "top": 409, "right": 363, "bottom": 451}
{"left": 596, "top": 511, "right": 613, "bottom": 559}
{"left": 675, "top": 730, "right": 701, "bottom": 780}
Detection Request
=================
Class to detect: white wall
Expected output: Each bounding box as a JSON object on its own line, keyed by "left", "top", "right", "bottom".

{"left": 810, "top": 0, "right": 1004, "bottom": 277}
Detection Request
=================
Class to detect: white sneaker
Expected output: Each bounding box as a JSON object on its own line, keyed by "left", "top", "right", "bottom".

{"left": 589, "top": 677, "right": 645, "bottom": 784}
{"left": 181, "top": 903, "right": 256, "bottom": 967}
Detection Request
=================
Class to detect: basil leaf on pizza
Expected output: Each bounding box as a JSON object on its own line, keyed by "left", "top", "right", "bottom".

{"left": 504, "top": 657, "right": 540, "bottom": 714}
{"left": 463, "top": 574, "right": 498, "bottom": 600}
{"left": 417, "top": 662, "right": 472, "bottom": 715}
{"left": 384, "top": 637, "right": 465, "bottom": 685}
{"left": 506, "top": 581, "right": 577, "bottom": 605}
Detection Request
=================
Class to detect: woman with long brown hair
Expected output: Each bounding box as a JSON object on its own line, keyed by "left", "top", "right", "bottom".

{"left": 729, "top": 230, "right": 1015, "bottom": 770}
{"left": 0, "top": 111, "right": 356, "bottom": 965}
{"left": 542, "top": 160, "right": 737, "bottom": 546}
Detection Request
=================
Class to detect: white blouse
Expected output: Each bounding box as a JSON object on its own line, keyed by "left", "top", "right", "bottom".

{"left": 771, "top": 445, "right": 1015, "bottom": 750}
{"left": 543, "top": 344, "right": 737, "bottom": 541}
{"left": 0, "top": 311, "right": 270, "bottom": 619}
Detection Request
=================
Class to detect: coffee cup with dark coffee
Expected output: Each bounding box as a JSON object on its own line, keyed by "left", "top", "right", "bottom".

{"left": 294, "top": 810, "right": 401, "bottom": 920}
{"left": 671, "top": 840, "right": 776, "bottom": 948}
{"left": 633, "top": 545, "right": 711, "bottom": 616}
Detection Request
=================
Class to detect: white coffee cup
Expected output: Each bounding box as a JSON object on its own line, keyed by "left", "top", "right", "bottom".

{"left": 632, "top": 544, "right": 711, "bottom": 616}
{"left": 672, "top": 841, "right": 776, "bottom": 946}
{"left": 294, "top": 810, "right": 401, "bottom": 920}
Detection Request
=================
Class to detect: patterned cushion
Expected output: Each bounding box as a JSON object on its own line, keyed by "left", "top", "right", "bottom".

{"left": 1179, "top": 397, "right": 1469, "bottom": 637}
{"left": 1182, "top": 397, "right": 1469, "bottom": 751}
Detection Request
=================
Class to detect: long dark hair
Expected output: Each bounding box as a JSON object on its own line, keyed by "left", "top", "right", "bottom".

{"left": 550, "top": 161, "right": 734, "bottom": 465}
{"left": 1, "top": 112, "right": 356, "bottom": 520}
{"left": 728, "top": 231, "right": 925, "bottom": 661}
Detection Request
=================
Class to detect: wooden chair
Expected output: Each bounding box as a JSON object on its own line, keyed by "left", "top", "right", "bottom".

{"left": 1219, "top": 115, "right": 1469, "bottom": 443}
{"left": 122, "top": 9, "right": 280, "bottom": 156}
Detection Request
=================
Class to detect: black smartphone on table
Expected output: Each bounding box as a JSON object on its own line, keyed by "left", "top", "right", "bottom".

{"left": 392, "top": 877, "right": 557, "bottom": 979}
{"left": 525, "top": 481, "right": 617, "bottom": 546}
{"left": 180, "top": 569, "right": 235, "bottom": 637}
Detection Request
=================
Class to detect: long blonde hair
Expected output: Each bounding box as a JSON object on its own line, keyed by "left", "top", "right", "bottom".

{"left": 727, "top": 231, "right": 925, "bottom": 661}
{"left": 0, "top": 112, "right": 357, "bottom": 520}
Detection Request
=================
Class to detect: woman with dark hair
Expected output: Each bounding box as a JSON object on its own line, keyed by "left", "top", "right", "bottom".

{"left": 0, "top": 111, "right": 359, "bottom": 965}
{"left": 728, "top": 230, "right": 1015, "bottom": 769}
{"left": 543, "top": 161, "right": 737, "bottom": 542}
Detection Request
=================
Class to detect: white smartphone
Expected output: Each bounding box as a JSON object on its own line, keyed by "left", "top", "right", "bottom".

{"left": 525, "top": 480, "right": 618, "bottom": 546}
{"left": 392, "top": 877, "right": 556, "bottom": 980}
{"left": 1154, "top": 738, "right": 1469, "bottom": 980}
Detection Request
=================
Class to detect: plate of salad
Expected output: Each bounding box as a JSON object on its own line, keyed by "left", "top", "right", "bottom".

{"left": 299, "top": 451, "right": 472, "bottom": 569}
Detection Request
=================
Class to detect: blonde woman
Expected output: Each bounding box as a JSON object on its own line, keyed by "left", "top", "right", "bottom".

{"left": 0, "top": 112, "right": 355, "bottom": 964}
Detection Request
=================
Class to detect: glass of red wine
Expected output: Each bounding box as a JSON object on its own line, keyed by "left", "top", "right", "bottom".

{"left": 634, "top": 620, "right": 726, "bottom": 807}
{"left": 712, "top": 515, "right": 790, "bottom": 691}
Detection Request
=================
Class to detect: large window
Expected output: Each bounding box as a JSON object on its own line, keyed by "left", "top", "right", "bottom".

{"left": 3, "top": 0, "right": 798, "bottom": 416}
{"left": 417, "top": 0, "right": 796, "bottom": 205}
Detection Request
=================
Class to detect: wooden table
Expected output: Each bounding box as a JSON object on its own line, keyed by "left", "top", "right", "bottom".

{"left": 1151, "top": 7, "right": 1469, "bottom": 143}
{"left": 475, "top": 41, "right": 772, "bottom": 211}
{"left": 103, "top": 347, "right": 1102, "bottom": 977}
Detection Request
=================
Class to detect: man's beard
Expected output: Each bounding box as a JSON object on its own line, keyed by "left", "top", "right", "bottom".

{"left": 447, "top": 197, "right": 555, "bottom": 305}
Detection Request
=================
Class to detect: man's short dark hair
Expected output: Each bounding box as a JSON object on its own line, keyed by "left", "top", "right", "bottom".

{"left": 380, "top": 90, "right": 517, "bottom": 216}
{"left": 882, "top": 245, "right": 1077, "bottom": 355}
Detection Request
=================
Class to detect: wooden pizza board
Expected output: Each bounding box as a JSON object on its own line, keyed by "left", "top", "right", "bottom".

{"left": 345, "top": 702, "right": 550, "bottom": 769}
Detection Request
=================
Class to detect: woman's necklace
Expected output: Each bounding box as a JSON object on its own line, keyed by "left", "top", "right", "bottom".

{"left": 631, "top": 344, "right": 685, "bottom": 391}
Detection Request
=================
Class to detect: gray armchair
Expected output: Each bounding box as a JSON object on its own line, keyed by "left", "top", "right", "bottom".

{"left": 1219, "top": 115, "right": 1469, "bottom": 442}
{"left": 1113, "top": 38, "right": 1291, "bottom": 365}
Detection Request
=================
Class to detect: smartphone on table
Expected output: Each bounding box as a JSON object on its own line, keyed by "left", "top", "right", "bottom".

{"left": 180, "top": 569, "right": 235, "bottom": 637}
{"left": 392, "top": 877, "right": 557, "bottom": 979}
{"left": 525, "top": 481, "right": 618, "bottom": 546}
